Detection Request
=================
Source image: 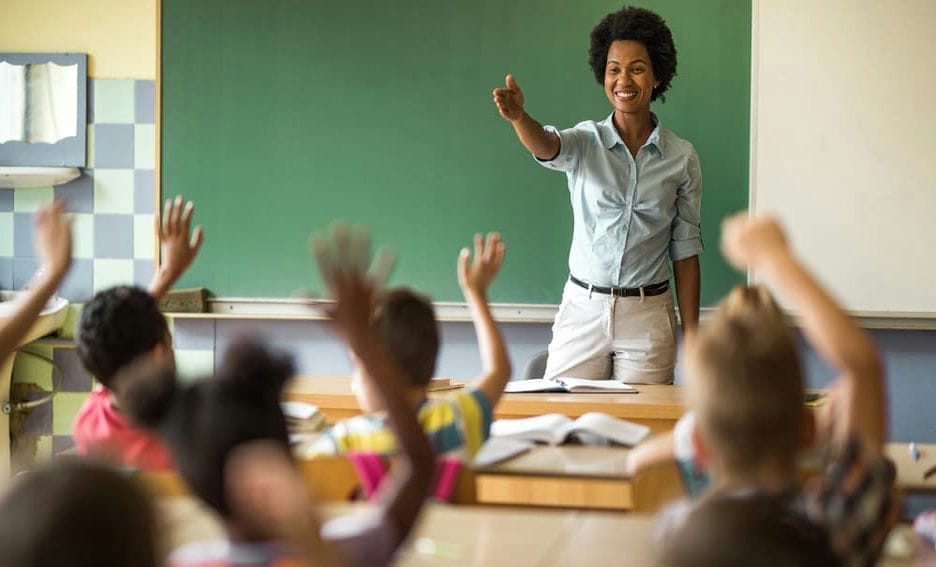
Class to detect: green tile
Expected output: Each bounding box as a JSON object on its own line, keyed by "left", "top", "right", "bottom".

{"left": 93, "top": 259, "right": 134, "bottom": 293}
{"left": 59, "top": 304, "right": 83, "bottom": 339}
{"left": 12, "top": 346, "right": 55, "bottom": 390}
{"left": 133, "top": 214, "right": 155, "bottom": 259}
{"left": 134, "top": 124, "right": 156, "bottom": 170}
{"left": 13, "top": 187, "right": 53, "bottom": 212}
{"left": 72, "top": 213, "right": 95, "bottom": 259}
{"left": 174, "top": 349, "right": 214, "bottom": 382}
{"left": 53, "top": 392, "right": 89, "bottom": 436}
{"left": 0, "top": 213, "right": 12, "bottom": 256}
{"left": 92, "top": 169, "right": 134, "bottom": 214}
{"left": 86, "top": 124, "right": 94, "bottom": 169}
{"left": 93, "top": 80, "right": 135, "bottom": 124}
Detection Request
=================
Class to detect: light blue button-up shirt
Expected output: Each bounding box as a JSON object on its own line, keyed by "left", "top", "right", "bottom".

{"left": 538, "top": 113, "right": 703, "bottom": 288}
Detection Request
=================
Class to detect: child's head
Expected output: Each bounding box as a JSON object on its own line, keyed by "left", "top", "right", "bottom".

{"left": 0, "top": 460, "right": 160, "bottom": 567}
{"left": 78, "top": 286, "right": 172, "bottom": 390}
{"left": 351, "top": 288, "right": 439, "bottom": 412}
{"left": 659, "top": 492, "right": 840, "bottom": 567}
{"left": 117, "top": 337, "right": 293, "bottom": 525}
{"left": 687, "top": 285, "right": 809, "bottom": 483}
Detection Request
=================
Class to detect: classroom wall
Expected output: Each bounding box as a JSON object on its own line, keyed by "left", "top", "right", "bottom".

{"left": 0, "top": 0, "right": 156, "bottom": 79}
{"left": 0, "top": 0, "right": 161, "bottom": 469}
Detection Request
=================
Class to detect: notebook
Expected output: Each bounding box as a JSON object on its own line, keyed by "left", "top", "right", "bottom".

{"left": 490, "top": 412, "right": 650, "bottom": 447}
{"left": 504, "top": 377, "right": 636, "bottom": 394}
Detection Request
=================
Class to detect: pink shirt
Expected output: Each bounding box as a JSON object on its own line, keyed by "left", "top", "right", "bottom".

{"left": 73, "top": 387, "right": 174, "bottom": 470}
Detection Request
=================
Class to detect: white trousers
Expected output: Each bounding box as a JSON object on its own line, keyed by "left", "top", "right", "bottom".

{"left": 543, "top": 280, "right": 678, "bottom": 384}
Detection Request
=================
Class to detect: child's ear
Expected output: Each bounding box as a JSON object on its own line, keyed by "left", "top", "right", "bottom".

{"left": 692, "top": 425, "right": 712, "bottom": 468}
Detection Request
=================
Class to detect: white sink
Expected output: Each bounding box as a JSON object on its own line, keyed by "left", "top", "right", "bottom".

{"left": 0, "top": 291, "right": 70, "bottom": 346}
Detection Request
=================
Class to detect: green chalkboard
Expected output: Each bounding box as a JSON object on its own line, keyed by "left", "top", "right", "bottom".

{"left": 162, "top": 0, "right": 749, "bottom": 304}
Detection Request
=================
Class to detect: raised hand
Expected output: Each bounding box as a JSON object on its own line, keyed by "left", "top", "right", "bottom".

{"left": 458, "top": 232, "right": 505, "bottom": 297}
{"left": 33, "top": 200, "right": 72, "bottom": 282}
{"left": 493, "top": 74, "right": 525, "bottom": 122}
{"left": 157, "top": 195, "right": 204, "bottom": 280}
{"left": 720, "top": 212, "right": 791, "bottom": 271}
{"left": 148, "top": 196, "right": 204, "bottom": 299}
{"left": 310, "top": 222, "right": 395, "bottom": 342}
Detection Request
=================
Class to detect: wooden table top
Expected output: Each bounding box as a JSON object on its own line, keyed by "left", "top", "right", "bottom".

{"left": 474, "top": 445, "right": 632, "bottom": 480}
{"left": 157, "top": 499, "right": 657, "bottom": 566}
{"left": 286, "top": 375, "right": 687, "bottom": 423}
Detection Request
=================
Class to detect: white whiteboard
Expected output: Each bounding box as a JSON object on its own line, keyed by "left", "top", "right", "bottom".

{"left": 751, "top": 0, "right": 936, "bottom": 315}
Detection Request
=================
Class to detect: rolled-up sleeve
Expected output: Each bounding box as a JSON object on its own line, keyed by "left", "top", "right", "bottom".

{"left": 669, "top": 149, "right": 703, "bottom": 261}
{"left": 534, "top": 125, "right": 583, "bottom": 174}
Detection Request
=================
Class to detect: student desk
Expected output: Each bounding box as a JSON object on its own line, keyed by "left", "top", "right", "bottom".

{"left": 285, "top": 376, "right": 687, "bottom": 433}
{"left": 473, "top": 445, "right": 684, "bottom": 512}
{"left": 157, "top": 498, "right": 922, "bottom": 566}
{"left": 474, "top": 445, "right": 634, "bottom": 510}
{"left": 157, "top": 498, "right": 658, "bottom": 566}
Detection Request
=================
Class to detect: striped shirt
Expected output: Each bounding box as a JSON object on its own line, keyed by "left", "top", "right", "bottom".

{"left": 307, "top": 388, "right": 493, "bottom": 459}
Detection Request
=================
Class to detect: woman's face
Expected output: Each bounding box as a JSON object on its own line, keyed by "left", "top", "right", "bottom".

{"left": 603, "top": 40, "right": 659, "bottom": 115}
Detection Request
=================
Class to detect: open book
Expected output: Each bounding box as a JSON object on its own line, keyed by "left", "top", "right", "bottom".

{"left": 491, "top": 413, "right": 650, "bottom": 447}
{"left": 504, "top": 378, "right": 636, "bottom": 394}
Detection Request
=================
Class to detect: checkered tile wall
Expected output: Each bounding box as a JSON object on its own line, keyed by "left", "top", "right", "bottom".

{"left": 1, "top": 79, "right": 211, "bottom": 471}
{"left": 0, "top": 79, "right": 157, "bottom": 297}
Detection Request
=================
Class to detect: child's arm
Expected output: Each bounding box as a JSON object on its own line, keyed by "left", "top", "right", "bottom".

{"left": 721, "top": 214, "right": 885, "bottom": 453}
{"left": 625, "top": 431, "right": 675, "bottom": 477}
{"left": 458, "top": 233, "right": 511, "bottom": 406}
{"left": 313, "top": 225, "right": 434, "bottom": 551}
{"left": 148, "top": 196, "right": 204, "bottom": 300}
{"left": 224, "top": 442, "right": 340, "bottom": 567}
{"left": 0, "top": 201, "right": 71, "bottom": 361}
{"left": 493, "top": 74, "right": 560, "bottom": 160}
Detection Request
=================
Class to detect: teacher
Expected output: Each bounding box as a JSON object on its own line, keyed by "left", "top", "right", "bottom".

{"left": 493, "top": 6, "right": 701, "bottom": 384}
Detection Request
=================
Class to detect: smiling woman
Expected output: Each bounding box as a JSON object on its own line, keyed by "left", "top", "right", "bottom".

{"left": 492, "top": 6, "right": 702, "bottom": 385}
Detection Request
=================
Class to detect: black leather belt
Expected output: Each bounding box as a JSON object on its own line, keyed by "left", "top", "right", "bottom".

{"left": 569, "top": 275, "right": 669, "bottom": 297}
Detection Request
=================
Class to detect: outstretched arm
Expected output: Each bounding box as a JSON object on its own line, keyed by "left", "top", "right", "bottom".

{"left": 721, "top": 213, "right": 885, "bottom": 453}
{"left": 458, "top": 232, "right": 511, "bottom": 406}
{"left": 493, "top": 74, "right": 560, "bottom": 160}
{"left": 312, "top": 224, "right": 434, "bottom": 550}
{"left": 0, "top": 201, "right": 71, "bottom": 361}
{"left": 148, "top": 196, "right": 204, "bottom": 300}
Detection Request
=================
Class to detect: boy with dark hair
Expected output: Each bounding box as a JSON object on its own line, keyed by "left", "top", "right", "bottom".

{"left": 307, "top": 232, "right": 511, "bottom": 459}
{"left": 72, "top": 196, "right": 203, "bottom": 469}
{"left": 117, "top": 227, "right": 435, "bottom": 567}
{"left": 659, "top": 214, "right": 897, "bottom": 567}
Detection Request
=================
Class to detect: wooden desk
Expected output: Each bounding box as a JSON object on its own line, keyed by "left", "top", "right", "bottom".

{"left": 286, "top": 376, "right": 687, "bottom": 433}
{"left": 886, "top": 442, "right": 936, "bottom": 493}
{"left": 474, "top": 445, "right": 634, "bottom": 510}
{"left": 157, "top": 499, "right": 920, "bottom": 566}
{"left": 157, "top": 499, "right": 658, "bottom": 566}
{"left": 473, "top": 445, "right": 685, "bottom": 512}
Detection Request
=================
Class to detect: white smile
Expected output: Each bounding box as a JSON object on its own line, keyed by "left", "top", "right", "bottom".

{"left": 614, "top": 90, "right": 638, "bottom": 101}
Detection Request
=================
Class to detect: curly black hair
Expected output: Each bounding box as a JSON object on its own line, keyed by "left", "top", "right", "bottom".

{"left": 116, "top": 337, "right": 293, "bottom": 519}
{"left": 588, "top": 6, "right": 678, "bottom": 102}
{"left": 77, "top": 286, "right": 169, "bottom": 388}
